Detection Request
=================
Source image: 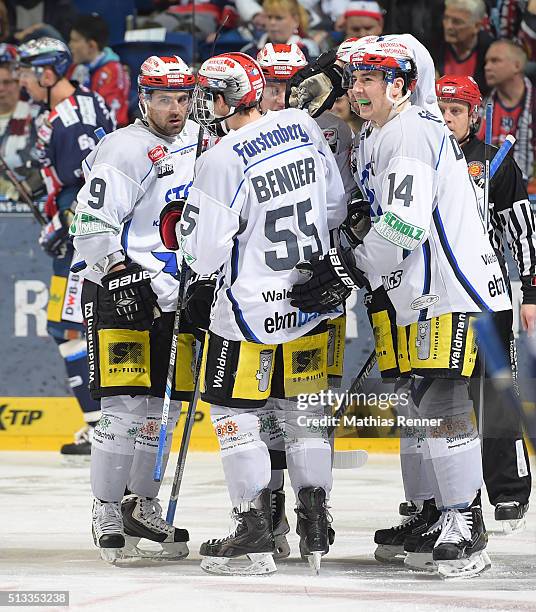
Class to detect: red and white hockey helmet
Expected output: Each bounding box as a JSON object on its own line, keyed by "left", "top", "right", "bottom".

{"left": 192, "top": 52, "right": 265, "bottom": 135}
{"left": 338, "top": 36, "right": 417, "bottom": 103}
{"left": 256, "top": 43, "right": 307, "bottom": 81}
{"left": 138, "top": 55, "right": 196, "bottom": 92}
{"left": 436, "top": 75, "right": 482, "bottom": 115}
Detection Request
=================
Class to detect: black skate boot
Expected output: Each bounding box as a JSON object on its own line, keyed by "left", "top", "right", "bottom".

{"left": 61, "top": 424, "right": 93, "bottom": 456}
{"left": 121, "top": 495, "right": 189, "bottom": 560}
{"left": 433, "top": 503, "right": 491, "bottom": 578}
{"left": 404, "top": 512, "right": 444, "bottom": 572}
{"left": 495, "top": 501, "right": 529, "bottom": 534}
{"left": 199, "top": 488, "right": 276, "bottom": 575}
{"left": 272, "top": 487, "right": 291, "bottom": 559}
{"left": 374, "top": 499, "right": 439, "bottom": 564}
{"left": 92, "top": 499, "right": 125, "bottom": 564}
{"left": 295, "top": 487, "right": 332, "bottom": 574}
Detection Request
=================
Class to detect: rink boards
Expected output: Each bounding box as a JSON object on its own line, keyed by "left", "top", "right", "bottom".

{"left": 0, "top": 395, "right": 401, "bottom": 453}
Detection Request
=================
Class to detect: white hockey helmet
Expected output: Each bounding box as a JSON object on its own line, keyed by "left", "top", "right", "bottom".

{"left": 192, "top": 52, "right": 265, "bottom": 135}
{"left": 337, "top": 36, "right": 417, "bottom": 105}
{"left": 256, "top": 43, "right": 307, "bottom": 81}
{"left": 138, "top": 55, "right": 196, "bottom": 92}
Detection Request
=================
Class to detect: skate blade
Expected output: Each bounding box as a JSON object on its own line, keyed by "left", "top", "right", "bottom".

{"left": 374, "top": 544, "right": 405, "bottom": 565}
{"left": 200, "top": 552, "right": 277, "bottom": 576}
{"left": 274, "top": 534, "right": 291, "bottom": 560}
{"left": 99, "top": 547, "right": 124, "bottom": 564}
{"left": 436, "top": 551, "right": 491, "bottom": 579}
{"left": 404, "top": 552, "right": 436, "bottom": 572}
{"left": 307, "top": 551, "right": 322, "bottom": 575}
{"left": 496, "top": 518, "right": 526, "bottom": 535}
{"left": 123, "top": 536, "right": 189, "bottom": 560}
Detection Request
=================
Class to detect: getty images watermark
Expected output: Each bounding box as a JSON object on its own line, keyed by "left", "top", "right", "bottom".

{"left": 295, "top": 389, "right": 444, "bottom": 429}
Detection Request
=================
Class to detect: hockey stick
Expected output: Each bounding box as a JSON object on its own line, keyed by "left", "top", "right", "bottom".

{"left": 166, "top": 341, "right": 204, "bottom": 522}
{"left": 478, "top": 101, "right": 494, "bottom": 442}
{"left": 473, "top": 315, "right": 536, "bottom": 449}
{"left": 153, "top": 125, "right": 204, "bottom": 482}
{"left": 327, "top": 349, "right": 377, "bottom": 437}
{"left": 0, "top": 153, "right": 46, "bottom": 225}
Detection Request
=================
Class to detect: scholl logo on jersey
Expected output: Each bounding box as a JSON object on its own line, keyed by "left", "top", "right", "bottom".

{"left": 233, "top": 123, "right": 310, "bottom": 166}
{"left": 165, "top": 182, "right": 193, "bottom": 203}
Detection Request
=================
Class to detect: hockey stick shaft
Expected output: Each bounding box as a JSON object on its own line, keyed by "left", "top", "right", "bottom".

{"left": 490, "top": 135, "right": 515, "bottom": 178}
{"left": 153, "top": 259, "right": 188, "bottom": 481}
{"left": 166, "top": 343, "right": 204, "bottom": 522}
{"left": 153, "top": 126, "right": 205, "bottom": 482}
{"left": 473, "top": 316, "right": 536, "bottom": 448}
{"left": 327, "top": 349, "right": 377, "bottom": 436}
{"left": 0, "top": 153, "right": 46, "bottom": 225}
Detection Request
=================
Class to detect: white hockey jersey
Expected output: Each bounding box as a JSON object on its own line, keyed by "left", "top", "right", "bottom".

{"left": 353, "top": 104, "right": 511, "bottom": 326}
{"left": 71, "top": 118, "right": 200, "bottom": 312}
{"left": 180, "top": 108, "right": 347, "bottom": 344}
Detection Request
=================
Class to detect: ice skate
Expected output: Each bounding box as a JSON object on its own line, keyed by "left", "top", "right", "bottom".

{"left": 433, "top": 504, "right": 491, "bottom": 579}
{"left": 404, "top": 514, "right": 443, "bottom": 572}
{"left": 495, "top": 501, "right": 529, "bottom": 534}
{"left": 374, "top": 499, "right": 439, "bottom": 564}
{"left": 61, "top": 424, "right": 93, "bottom": 456}
{"left": 92, "top": 499, "right": 125, "bottom": 564}
{"left": 199, "top": 488, "right": 276, "bottom": 575}
{"left": 121, "top": 495, "right": 189, "bottom": 560}
{"left": 272, "top": 488, "right": 291, "bottom": 560}
{"left": 295, "top": 487, "right": 332, "bottom": 574}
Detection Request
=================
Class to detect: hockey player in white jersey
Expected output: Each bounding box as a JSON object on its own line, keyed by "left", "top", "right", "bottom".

{"left": 288, "top": 35, "right": 512, "bottom": 578}
{"left": 253, "top": 41, "right": 354, "bottom": 560}
{"left": 69, "top": 55, "right": 200, "bottom": 563}
{"left": 161, "top": 51, "right": 346, "bottom": 575}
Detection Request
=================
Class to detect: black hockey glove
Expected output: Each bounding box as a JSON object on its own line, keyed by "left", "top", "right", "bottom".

{"left": 38, "top": 208, "right": 73, "bottom": 258}
{"left": 285, "top": 48, "right": 345, "bottom": 118}
{"left": 185, "top": 272, "right": 218, "bottom": 341}
{"left": 340, "top": 192, "right": 371, "bottom": 248}
{"left": 101, "top": 262, "right": 161, "bottom": 329}
{"left": 289, "top": 247, "right": 366, "bottom": 313}
{"left": 159, "top": 199, "right": 185, "bottom": 251}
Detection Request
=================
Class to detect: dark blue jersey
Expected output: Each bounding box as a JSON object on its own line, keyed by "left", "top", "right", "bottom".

{"left": 34, "top": 82, "right": 115, "bottom": 214}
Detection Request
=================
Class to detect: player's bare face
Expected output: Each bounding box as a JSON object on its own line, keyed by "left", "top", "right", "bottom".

{"left": 146, "top": 90, "right": 191, "bottom": 136}
{"left": 261, "top": 81, "right": 286, "bottom": 112}
{"left": 0, "top": 67, "right": 20, "bottom": 113}
{"left": 438, "top": 100, "right": 471, "bottom": 142}
{"left": 348, "top": 71, "right": 391, "bottom": 125}
{"left": 18, "top": 67, "right": 46, "bottom": 103}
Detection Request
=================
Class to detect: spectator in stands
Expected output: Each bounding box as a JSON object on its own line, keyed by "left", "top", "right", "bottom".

{"left": 0, "top": 43, "right": 39, "bottom": 200}
{"left": 431, "top": 0, "right": 493, "bottom": 95}
{"left": 241, "top": 0, "right": 320, "bottom": 59}
{"left": 4, "top": 0, "right": 77, "bottom": 43}
{"left": 68, "top": 15, "right": 130, "bottom": 127}
{"left": 480, "top": 38, "right": 536, "bottom": 185}
{"left": 334, "top": 0, "right": 384, "bottom": 39}
{"left": 0, "top": 1, "right": 10, "bottom": 43}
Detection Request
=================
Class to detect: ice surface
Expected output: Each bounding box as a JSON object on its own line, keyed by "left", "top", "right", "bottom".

{"left": 1, "top": 452, "right": 535, "bottom": 612}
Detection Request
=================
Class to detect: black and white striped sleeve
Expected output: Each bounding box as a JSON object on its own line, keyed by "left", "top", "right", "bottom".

{"left": 492, "top": 154, "right": 536, "bottom": 303}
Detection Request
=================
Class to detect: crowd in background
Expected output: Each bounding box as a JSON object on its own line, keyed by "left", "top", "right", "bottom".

{"left": 1, "top": 0, "right": 536, "bottom": 195}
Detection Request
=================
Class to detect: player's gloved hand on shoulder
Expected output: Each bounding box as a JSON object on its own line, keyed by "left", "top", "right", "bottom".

{"left": 101, "top": 262, "right": 161, "bottom": 329}
{"left": 185, "top": 272, "right": 218, "bottom": 341}
{"left": 159, "top": 199, "right": 185, "bottom": 251}
{"left": 340, "top": 193, "right": 371, "bottom": 248}
{"left": 289, "top": 247, "right": 366, "bottom": 313}
{"left": 38, "top": 208, "right": 73, "bottom": 258}
{"left": 285, "top": 48, "right": 345, "bottom": 118}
